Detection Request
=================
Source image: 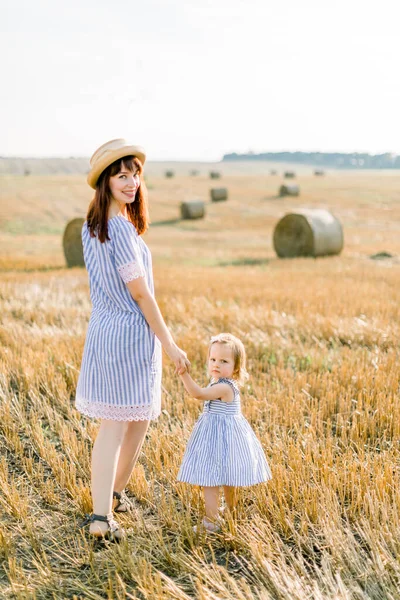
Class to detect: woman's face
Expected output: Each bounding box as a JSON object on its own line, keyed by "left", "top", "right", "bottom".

{"left": 109, "top": 162, "right": 141, "bottom": 206}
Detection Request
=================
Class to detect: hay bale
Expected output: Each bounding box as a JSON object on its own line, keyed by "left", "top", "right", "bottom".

{"left": 180, "top": 201, "right": 205, "bottom": 220}
{"left": 190, "top": 169, "right": 199, "bottom": 176}
{"left": 165, "top": 170, "right": 174, "bottom": 178}
{"left": 279, "top": 183, "right": 300, "bottom": 197}
{"left": 209, "top": 171, "right": 221, "bottom": 179}
{"left": 210, "top": 188, "right": 228, "bottom": 202}
{"left": 270, "top": 169, "right": 277, "bottom": 175}
{"left": 63, "top": 218, "right": 85, "bottom": 267}
{"left": 314, "top": 170, "right": 325, "bottom": 176}
{"left": 284, "top": 171, "right": 295, "bottom": 178}
{"left": 273, "top": 209, "right": 343, "bottom": 258}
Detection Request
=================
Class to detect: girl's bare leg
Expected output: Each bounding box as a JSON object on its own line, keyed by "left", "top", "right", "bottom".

{"left": 113, "top": 419, "right": 150, "bottom": 493}
{"left": 203, "top": 486, "right": 220, "bottom": 522}
{"left": 90, "top": 419, "right": 127, "bottom": 535}
{"left": 223, "top": 486, "right": 238, "bottom": 514}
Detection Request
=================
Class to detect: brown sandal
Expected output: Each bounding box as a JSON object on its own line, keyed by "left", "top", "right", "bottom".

{"left": 113, "top": 490, "right": 133, "bottom": 513}
{"left": 79, "top": 513, "right": 125, "bottom": 542}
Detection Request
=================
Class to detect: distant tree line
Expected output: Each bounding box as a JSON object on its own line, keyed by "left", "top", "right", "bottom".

{"left": 222, "top": 151, "right": 400, "bottom": 169}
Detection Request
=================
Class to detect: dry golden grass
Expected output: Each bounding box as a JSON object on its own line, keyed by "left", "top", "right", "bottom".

{"left": 0, "top": 166, "right": 399, "bottom": 598}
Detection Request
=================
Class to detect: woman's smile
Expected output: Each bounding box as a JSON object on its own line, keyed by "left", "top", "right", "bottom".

{"left": 109, "top": 168, "right": 141, "bottom": 208}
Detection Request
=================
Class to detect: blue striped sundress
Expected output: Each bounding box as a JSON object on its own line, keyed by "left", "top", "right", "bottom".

{"left": 75, "top": 215, "right": 162, "bottom": 421}
{"left": 177, "top": 378, "right": 272, "bottom": 487}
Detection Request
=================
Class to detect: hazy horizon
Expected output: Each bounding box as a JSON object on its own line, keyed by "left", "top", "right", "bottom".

{"left": 1, "top": 150, "right": 399, "bottom": 161}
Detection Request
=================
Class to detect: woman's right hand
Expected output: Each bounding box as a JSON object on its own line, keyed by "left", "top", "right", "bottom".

{"left": 165, "top": 343, "right": 190, "bottom": 375}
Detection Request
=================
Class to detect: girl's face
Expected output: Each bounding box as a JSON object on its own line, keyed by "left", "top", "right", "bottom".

{"left": 208, "top": 342, "right": 235, "bottom": 380}
{"left": 109, "top": 163, "right": 141, "bottom": 207}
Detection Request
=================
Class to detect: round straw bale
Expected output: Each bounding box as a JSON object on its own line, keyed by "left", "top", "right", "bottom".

{"left": 210, "top": 188, "right": 228, "bottom": 202}
{"left": 209, "top": 171, "right": 221, "bottom": 179}
{"left": 165, "top": 170, "right": 174, "bottom": 178}
{"left": 180, "top": 201, "right": 205, "bottom": 220}
{"left": 284, "top": 171, "right": 295, "bottom": 178}
{"left": 273, "top": 209, "right": 343, "bottom": 258}
{"left": 314, "top": 169, "right": 325, "bottom": 176}
{"left": 279, "top": 183, "right": 300, "bottom": 197}
{"left": 63, "top": 218, "right": 85, "bottom": 267}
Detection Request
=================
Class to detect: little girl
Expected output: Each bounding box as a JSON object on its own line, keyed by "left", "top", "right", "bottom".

{"left": 177, "top": 333, "right": 272, "bottom": 532}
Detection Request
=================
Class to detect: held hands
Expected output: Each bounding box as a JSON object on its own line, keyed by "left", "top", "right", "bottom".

{"left": 166, "top": 344, "right": 190, "bottom": 375}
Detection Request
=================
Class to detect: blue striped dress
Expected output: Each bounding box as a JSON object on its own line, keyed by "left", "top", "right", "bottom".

{"left": 75, "top": 215, "right": 162, "bottom": 421}
{"left": 177, "top": 378, "right": 272, "bottom": 487}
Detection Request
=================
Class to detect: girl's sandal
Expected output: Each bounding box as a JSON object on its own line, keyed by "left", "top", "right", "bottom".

{"left": 113, "top": 490, "right": 133, "bottom": 513}
{"left": 193, "top": 517, "right": 221, "bottom": 534}
{"left": 79, "top": 513, "right": 125, "bottom": 543}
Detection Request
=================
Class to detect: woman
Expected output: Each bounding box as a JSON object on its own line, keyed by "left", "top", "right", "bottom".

{"left": 76, "top": 139, "right": 189, "bottom": 541}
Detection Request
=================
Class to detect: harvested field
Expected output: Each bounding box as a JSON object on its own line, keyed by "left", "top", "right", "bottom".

{"left": 0, "top": 165, "right": 399, "bottom": 598}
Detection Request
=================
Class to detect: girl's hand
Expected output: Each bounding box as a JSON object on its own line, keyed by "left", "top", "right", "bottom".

{"left": 165, "top": 343, "right": 190, "bottom": 375}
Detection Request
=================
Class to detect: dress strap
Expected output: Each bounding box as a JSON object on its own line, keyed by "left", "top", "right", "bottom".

{"left": 211, "top": 377, "right": 239, "bottom": 398}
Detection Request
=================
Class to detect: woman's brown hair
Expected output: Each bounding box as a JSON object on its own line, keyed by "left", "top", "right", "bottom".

{"left": 86, "top": 156, "right": 149, "bottom": 242}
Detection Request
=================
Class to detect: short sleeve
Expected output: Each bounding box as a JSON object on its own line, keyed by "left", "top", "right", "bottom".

{"left": 111, "top": 221, "right": 146, "bottom": 284}
{"left": 211, "top": 378, "right": 237, "bottom": 400}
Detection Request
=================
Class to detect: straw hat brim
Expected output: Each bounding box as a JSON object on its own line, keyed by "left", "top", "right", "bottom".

{"left": 87, "top": 145, "right": 146, "bottom": 189}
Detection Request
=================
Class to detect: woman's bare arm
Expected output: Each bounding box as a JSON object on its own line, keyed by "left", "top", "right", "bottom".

{"left": 126, "top": 276, "right": 189, "bottom": 373}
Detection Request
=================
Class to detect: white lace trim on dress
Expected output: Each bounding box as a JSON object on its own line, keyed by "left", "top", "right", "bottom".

{"left": 75, "top": 396, "right": 160, "bottom": 421}
{"left": 117, "top": 261, "right": 146, "bottom": 283}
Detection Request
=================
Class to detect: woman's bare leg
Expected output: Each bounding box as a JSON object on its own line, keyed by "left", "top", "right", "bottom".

{"left": 223, "top": 486, "right": 238, "bottom": 514}
{"left": 113, "top": 419, "right": 150, "bottom": 493}
{"left": 90, "top": 419, "right": 127, "bottom": 535}
{"left": 203, "top": 486, "right": 220, "bottom": 522}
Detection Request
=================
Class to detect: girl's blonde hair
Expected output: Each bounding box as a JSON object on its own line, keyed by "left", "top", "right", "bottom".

{"left": 209, "top": 333, "right": 249, "bottom": 386}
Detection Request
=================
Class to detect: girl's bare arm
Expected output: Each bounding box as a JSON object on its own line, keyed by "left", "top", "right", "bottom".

{"left": 179, "top": 371, "right": 234, "bottom": 403}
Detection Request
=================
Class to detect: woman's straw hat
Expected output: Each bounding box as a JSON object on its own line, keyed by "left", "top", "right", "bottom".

{"left": 87, "top": 138, "right": 146, "bottom": 189}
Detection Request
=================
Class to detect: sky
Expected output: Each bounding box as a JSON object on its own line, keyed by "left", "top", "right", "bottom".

{"left": 2, "top": 0, "right": 400, "bottom": 160}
